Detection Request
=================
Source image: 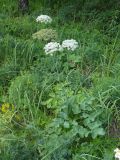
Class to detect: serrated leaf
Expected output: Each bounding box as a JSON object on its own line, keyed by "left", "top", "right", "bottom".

{"left": 72, "top": 105, "right": 81, "bottom": 114}
{"left": 78, "top": 126, "right": 89, "bottom": 138}
{"left": 88, "top": 121, "right": 102, "bottom": 130}
{"left": 64, "top": 121, "right": 70, "bottom": 128}
{"left": 92, "top": 128, "right": 105, "bottom": 138}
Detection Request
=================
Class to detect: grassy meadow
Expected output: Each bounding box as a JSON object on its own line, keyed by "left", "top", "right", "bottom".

{"left": 0, "top": 0, "right": 120, "bottom": 159}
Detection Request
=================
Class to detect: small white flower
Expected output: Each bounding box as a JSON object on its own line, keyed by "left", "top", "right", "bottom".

{"left": 36, "top": 15, "right": 52, "bottom": 24}
{"left": 62, "top": 39, "right": 79, "bottom": 51}
{"left": 44, "top": 42, "right": 63, "bottom": 55}
{"left": 114, "top": 148, "right": 120, "bottom": 159}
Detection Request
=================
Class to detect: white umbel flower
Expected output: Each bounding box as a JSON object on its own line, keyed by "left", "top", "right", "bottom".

{"left": 62, "top": 39, "right": 79, "bottom": 51}
{"left": 44, "top": 42, "right": 63, "bottom": 55}
{"left": 114, "top": 148, "right": 120, "bottom": 159}
{"left": 36, "top": 15, "right": 52, "bottom": 24}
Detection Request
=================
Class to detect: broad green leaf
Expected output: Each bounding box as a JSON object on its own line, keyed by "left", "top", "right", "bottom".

{"left": 92, "top": 128, "right": 105, "bottom": 138}
{"left": 64, "top": 121, "right": 70, "bottom": 129}
{"left": 72, "top": 105, "right": 81, "bottom": 114}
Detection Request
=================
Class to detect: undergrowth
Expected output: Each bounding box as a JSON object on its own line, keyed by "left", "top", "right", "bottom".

{"left": 0, "top": 0, "right": 120, "bottom": 159}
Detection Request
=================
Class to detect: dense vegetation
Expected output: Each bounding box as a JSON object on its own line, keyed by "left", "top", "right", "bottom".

{"left": 0, "top": 0, "right": 120, "bottom": 159}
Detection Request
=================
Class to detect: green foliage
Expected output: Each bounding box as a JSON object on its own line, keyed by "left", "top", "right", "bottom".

{"left": 1, "top": 16, "right": 38, "bottom": 39}
{"left": 8, "top": 73, "right": 41, "bottom": 109}
{"left": 0, "top": 35, "right": 43, "bottom": 70}
{"left": 0, "top": 62, "right": 19, "bottom": 88}
{"left": 0, "top": 0, "right": 120, "bottom": 159}
{"left": 44, "top": 83, "right": 106, "bottom": 139}
{"left": 72, "top": 138, "right": 115, "bottom": 160}
{"left": 38, "top": 83, "right": 110, "bottom": 159}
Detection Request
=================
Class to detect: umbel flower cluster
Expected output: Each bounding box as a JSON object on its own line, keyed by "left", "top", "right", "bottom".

{"left": 44, "top": 42, "right": 63, "bottom": 55}
{"left": 35, "top": 15, "right": 79, "bottom": 54}
{"left": 36, "top": 15, "right": 52, "bottom": 24}
{"left": 32, "top": 29, "right": 58, "bottom": 42}
{"left": 114, "top": 148, "right": 120, "bottom": 160}
{"left": 44, "top": 39, "right": 78, "bottom": 54}
{"left": 62, "top": 39, "right": 79, "bottom": 51}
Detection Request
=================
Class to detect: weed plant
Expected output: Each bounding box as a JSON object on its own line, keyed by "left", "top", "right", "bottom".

{"left": 0, "top": 0, "right": 120, "bottom": 159}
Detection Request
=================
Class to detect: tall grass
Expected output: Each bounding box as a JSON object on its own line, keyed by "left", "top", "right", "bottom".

{"left": 0, "top": 0, "right": 120, "bottom": 159}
